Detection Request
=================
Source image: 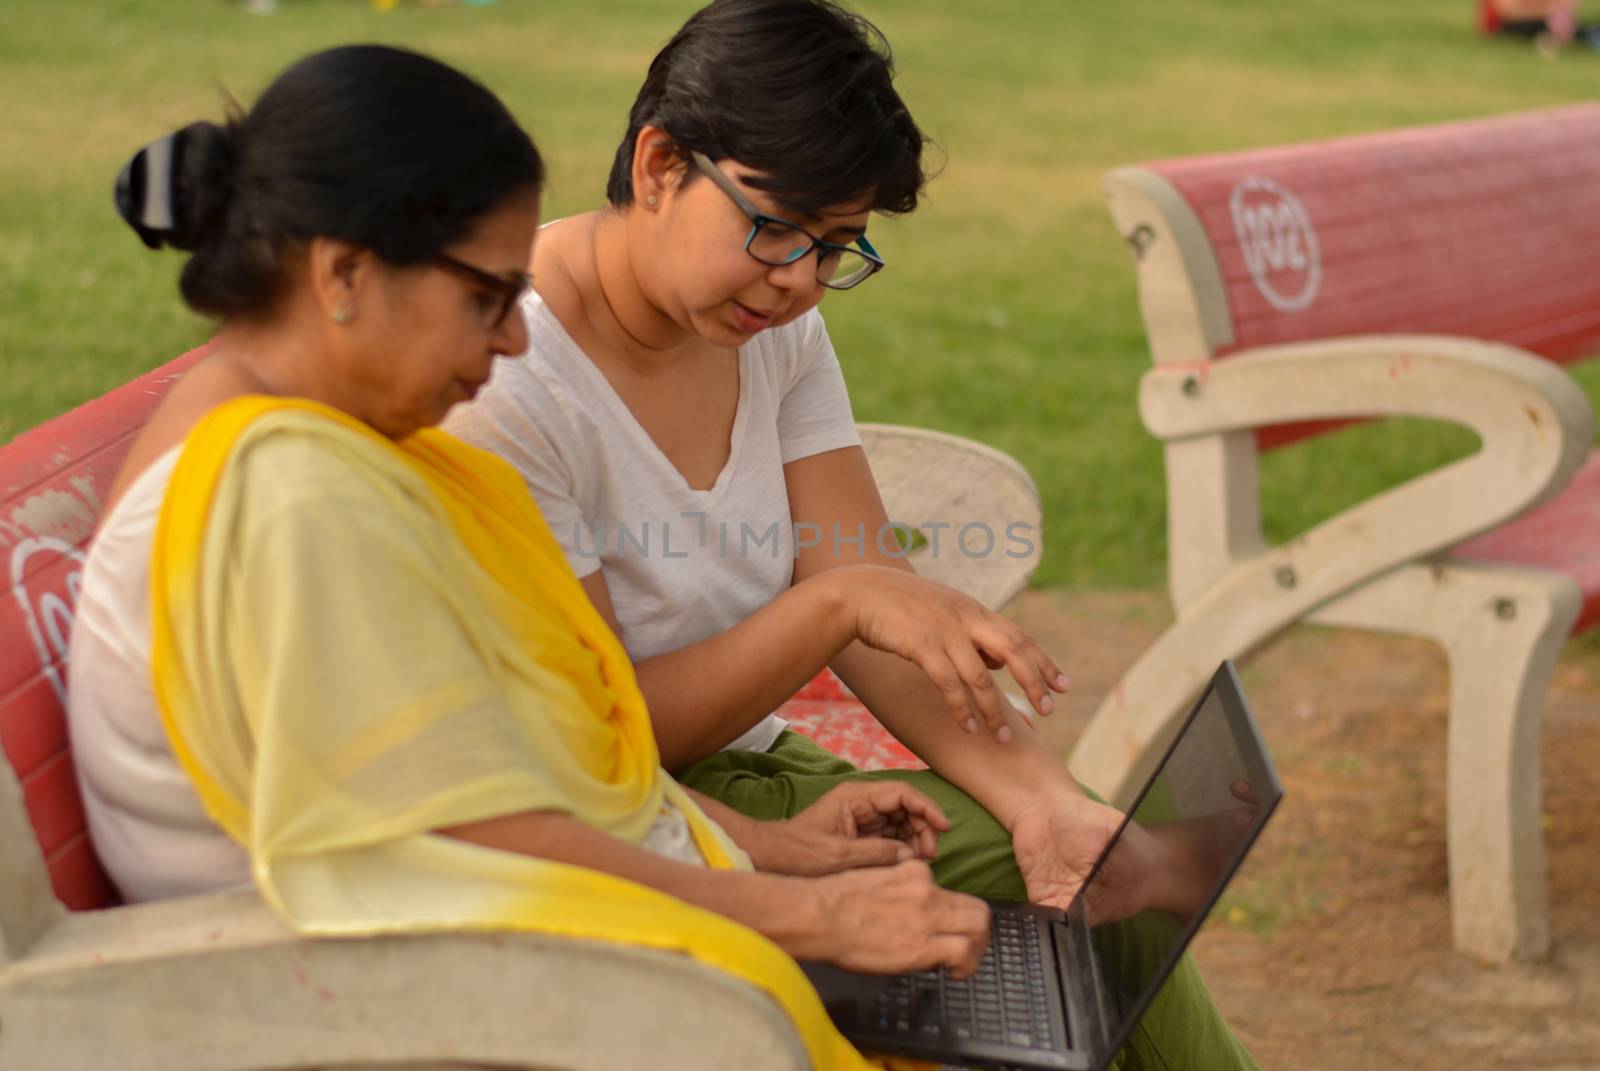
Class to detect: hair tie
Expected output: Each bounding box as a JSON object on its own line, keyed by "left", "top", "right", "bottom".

{"left": 115, "top": 133, "right": 181, "bottom": 250}
{"left": 115, "top": 123, "right": 235, "bottom": 251}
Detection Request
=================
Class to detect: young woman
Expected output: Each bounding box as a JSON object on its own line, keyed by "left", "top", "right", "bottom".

{"left": 67, "top": 44, "right": 998, "bottom": 1069}
{"left": 445, "top": 2, "right": 1260, "bottom": 1067}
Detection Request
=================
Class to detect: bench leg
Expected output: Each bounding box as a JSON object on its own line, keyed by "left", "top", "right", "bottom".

{"left": 1076, "top": 560, "right": 1580, "bottom": 963}
{"left": 1312, "top": 561, "right": 1579, "bottom": 962}
{"left": 1435, "top": 569, "right": 1578, "bottom": 961}
{"left": 1069, "top": 607, "right": 1270, "bottom": 809}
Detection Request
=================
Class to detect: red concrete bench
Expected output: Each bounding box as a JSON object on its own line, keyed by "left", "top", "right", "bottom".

{"left": 1074, "top": 103, "right": 1600, "bottom": 963}
{"left": 1, "top": 349, "right": 206, "bottom": 912}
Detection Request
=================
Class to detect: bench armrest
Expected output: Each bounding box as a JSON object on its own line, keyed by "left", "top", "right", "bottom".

{"left": 1141, "top": 335, "right": 1593, "bottom": 572}
{"left": 2, "top": 889, "right": 808, "bottom": 1071}
{"left": 0, "top": 756, "right": 63, "bottom": 964}
{"left": 860, "top": 423, "right": 1042, "bottom": 610}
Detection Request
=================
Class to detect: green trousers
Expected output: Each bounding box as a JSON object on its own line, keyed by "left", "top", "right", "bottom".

{"left": 680, "top": 731, "right": 1259, "bottom": 1071}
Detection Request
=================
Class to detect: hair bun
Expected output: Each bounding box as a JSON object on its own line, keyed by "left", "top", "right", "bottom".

{"left": 115, "top": 121, "right": 236, "bottom": 252}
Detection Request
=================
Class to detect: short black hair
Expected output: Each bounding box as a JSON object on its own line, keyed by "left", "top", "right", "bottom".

{"left": 116, "top": 45, "right": 544, "bottom": 319}
{"left": 605, "top": 0, "right": 927, "bottom": 218}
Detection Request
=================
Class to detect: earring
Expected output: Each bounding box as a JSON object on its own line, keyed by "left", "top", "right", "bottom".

{"left": 331, "top": 306, "right": 352, "bottom": 325}
{"left": 645, "top": 194, "right": 658, "bottom": 207}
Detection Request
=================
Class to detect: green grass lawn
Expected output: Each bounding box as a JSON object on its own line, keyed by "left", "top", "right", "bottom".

{"left": 3, "top": 0, "right": 1598, "bottom": 586}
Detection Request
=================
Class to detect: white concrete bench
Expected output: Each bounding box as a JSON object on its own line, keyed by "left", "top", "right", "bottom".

{"left": 1072, "top": 104, "right": 1600, "bottom": 963}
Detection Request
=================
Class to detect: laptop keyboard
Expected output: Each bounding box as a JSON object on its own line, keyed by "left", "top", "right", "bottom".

{"left": 873, "top": 908, "right": 1058, "bottom": 1051}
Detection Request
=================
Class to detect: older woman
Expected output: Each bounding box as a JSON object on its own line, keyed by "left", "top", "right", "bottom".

{"left": 66, "top": 44, "right": 992, "bottom": 1070}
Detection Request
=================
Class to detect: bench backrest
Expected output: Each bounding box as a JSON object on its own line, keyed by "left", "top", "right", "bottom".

{"left": 1104, "top": 103, "right": 1600, "bottom": 448}
{"left": 0, "top": 348, "right": 206, "bottom": 921}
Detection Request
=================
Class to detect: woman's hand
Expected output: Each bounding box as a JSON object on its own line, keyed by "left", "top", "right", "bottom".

{"left": 1009, "top": 794, "right": 1160, "bottom": 926}
{"left": 1010, "top": 782, "right": 1260, "bottom": 925}
{"left": 441, "top": 807, "right": 987, "bottom": 976}
{"left": 784, "top": 860, "right": 992, "bottom": 978}
{"left": 747, "top": 781, "right": 951, "bottom": 876}
{"left": 819, "top": 564, "right": 1069, "bottom": 741}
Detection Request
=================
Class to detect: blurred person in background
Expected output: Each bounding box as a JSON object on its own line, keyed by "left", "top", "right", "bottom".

{"left": 1478, "top": 0, "right": 1600, "bottom": 52}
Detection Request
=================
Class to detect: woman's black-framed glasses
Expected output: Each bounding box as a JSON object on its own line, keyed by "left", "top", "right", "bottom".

{"left": 431, "top": 253, "right": 533, "bottom": 328}
{"left": 689, "top": 151, "right": 884, "bottom": 291}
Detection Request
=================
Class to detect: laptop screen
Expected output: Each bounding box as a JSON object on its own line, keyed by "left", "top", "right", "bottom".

{"left": 1073, "top": 662, "right": 1283, "bottom": 1061}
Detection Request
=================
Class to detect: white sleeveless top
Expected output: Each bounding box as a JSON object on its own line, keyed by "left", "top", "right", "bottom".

{"left": 66, "top": 447, "right": 256, "bottom": 902}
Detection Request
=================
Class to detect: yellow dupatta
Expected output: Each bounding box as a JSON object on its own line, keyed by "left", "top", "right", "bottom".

{"left": 147, "top": 396, "right": 902, "bottom": 1070}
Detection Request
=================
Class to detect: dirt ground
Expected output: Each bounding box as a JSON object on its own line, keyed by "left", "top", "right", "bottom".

{"left": 1007, "top": 589, "right": 1600, "bottom": 1071}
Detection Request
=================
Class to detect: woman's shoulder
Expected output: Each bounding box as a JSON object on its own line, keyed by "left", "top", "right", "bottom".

{"left": 763, "top": 306, "right": 828, "bottom": 352}
{"left": 213, "top": 403, "right": 431, "bottom": 516}
{"left": 79, "top": 445, "right": 181, "bottom": 610}
{"left": 745, "top": 307, "right": 835, "bottom": 393}
{"left": 511, "top": 219, "right": 598, "bottom": 379}
{"left": 528, "top": 213, "right": 595, "bottom": 326}
{"left": 440, "top": 296, "right": 599, "bottom": 479}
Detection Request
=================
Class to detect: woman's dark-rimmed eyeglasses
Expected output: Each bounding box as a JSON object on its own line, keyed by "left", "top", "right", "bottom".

{"left": 689, "top": 151, "right": 884, "bottom": 291}
{"left": 431, "top": 253, "right": 533, "bottom": 328}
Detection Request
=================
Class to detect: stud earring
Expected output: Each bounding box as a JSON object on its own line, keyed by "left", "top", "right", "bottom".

{"left": 331, "top": 307, "right": 352, "bottom": 325}
{"left": 645, "top": 194, "right": 658, "bottom": 207}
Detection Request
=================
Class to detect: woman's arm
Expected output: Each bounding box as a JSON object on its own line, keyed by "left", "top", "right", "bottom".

{"left": 784, "top": 446, "right": 1090, "bottom": 831}
{"left": 833, "top": 643, "right": 1083, "bottom": 824}
{"left": 579, "top": 566, "right": 858, "bottom": 767}
{"left": 777, "top": 446, "right": 1228, "bottom": 923}
{"left": 437, "top": 809, "right": 989, "bottom": 976}
{"left": 783, "top": 449, "right": 1182, "bottom": 911}
{"left": 579, "top": 523, "right": 1064, "bottom": 770}
{"left": 683, "top": 782, "right": 950, "bottom": 876}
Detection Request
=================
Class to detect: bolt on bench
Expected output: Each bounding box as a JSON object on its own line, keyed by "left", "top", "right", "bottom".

{"left": 1072, "top": 103, "right": 1600, "bottom": 963}
{"left": 0, "top": 342, "right": 1039, "bottom": 1069}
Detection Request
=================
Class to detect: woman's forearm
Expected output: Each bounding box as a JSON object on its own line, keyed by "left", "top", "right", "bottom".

{"left": 635, "top": 573, "right": 856, "bottom": 769}
{"left": 437, "top": 810, "right": 821, "bottom": 949}
{"left": 440, "top": 808, "right": 991, "bottom": 976}
{"left": 682, "top": 786, "right": 766, "bottom": 853}
{"left": 831, "top": 640, "right": 1084, "bottom": 831}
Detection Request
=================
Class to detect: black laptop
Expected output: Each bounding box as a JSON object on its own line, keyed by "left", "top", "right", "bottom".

{"left": 801, "top": 661, "right": 1282, "bottom": 1071}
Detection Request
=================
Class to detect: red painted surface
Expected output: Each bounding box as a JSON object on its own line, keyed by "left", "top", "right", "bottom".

{"left": 1454, "top": 452, "right": 1600, "bottom": 631}
{"left": 0, "top": 677, "right": 70, "bottom": 781}
{"left": 1142, "top": 106, "right": 1600, "bottom": 630}
{"left": 46, "top": 833, "right": 119, "bottom": 912}
{"left": 23, "top": 751, "right": 86, "bottom": 858}
{"left": 1479, "top": 0, "right": 1503, "bottom": 33}
{"left": 1147, "top": 104, "right": 1600, "bottom": 447}
{"left": 0, "top": 347, "right": 207, "bottom": 506}
{"left": 0, "top": 345, "right": 207, "bottom": 911}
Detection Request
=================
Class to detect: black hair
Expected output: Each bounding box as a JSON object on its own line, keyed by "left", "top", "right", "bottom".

{"left": 605, "top": 0, "right": 928, "bottom": 218}
{"left": 115, "top": 45, "right": 544, "bottom": 319}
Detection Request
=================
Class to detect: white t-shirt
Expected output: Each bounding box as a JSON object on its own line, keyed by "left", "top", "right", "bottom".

{"left": 444, "top": 293, "right": 862, "bottom": 754}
